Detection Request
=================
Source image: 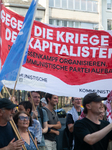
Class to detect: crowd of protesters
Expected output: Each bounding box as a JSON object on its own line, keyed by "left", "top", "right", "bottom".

{"left": 1, "top": 91, "right": 112, "bottom": 150}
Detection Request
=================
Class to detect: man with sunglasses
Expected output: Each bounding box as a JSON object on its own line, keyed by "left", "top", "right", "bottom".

{"left": 44, "top": 93, "right": 61, "bottom": 150}
{"left": 0, "top": 98, "right": 24, "bottom": 150}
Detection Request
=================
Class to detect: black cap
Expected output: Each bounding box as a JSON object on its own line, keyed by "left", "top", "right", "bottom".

{"left": 83, "top": 93, "right": 107, "bottom": 107}
{"left": 0, "top": 98, "right": 17, "bottom": 109}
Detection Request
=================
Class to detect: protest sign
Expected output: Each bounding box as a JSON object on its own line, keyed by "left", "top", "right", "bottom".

{"left": 1, "top": 5, "right": 112, "bottom": 97}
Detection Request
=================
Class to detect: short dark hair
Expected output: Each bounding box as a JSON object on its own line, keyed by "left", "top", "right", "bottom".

{"left": 27, "top": 91, "right": 41, "bottom": 98}
{"left": 71, "top": 97, "right": 74, "bottom": 102}
{"left": 45, "top": 93, "right": 53, "bottom": 103}
{"left": 13, "top": 111, "right": 32, "bottom": 126}
{"left": 19, "top": 101, "right": 32, "bottom": 114}
{"left": 83, "top": 107, "right": 88, "bottom": 114}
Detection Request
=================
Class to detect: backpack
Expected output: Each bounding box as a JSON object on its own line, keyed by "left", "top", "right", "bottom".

{"left": 62, "top": 126, "right": 71, "bottom": 150}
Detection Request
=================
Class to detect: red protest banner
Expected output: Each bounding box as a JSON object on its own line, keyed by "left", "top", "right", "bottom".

{"left": 1, "top": 5, "right": 112, "bottom": 96}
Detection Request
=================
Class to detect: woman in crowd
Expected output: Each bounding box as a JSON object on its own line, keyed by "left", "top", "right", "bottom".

{"left": 13, "top": 111, "right": 38, "bottom": 150}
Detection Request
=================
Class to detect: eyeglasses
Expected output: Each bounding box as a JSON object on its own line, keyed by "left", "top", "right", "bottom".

{"left": 74, "top": 99, "right": 82, "bottom": 100}
{"left": 18, "top": 116, "right": 30, "bottom": 121}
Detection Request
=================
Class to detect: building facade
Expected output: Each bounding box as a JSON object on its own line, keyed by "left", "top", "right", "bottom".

{"left": 2, "top": 0, "right": 112, "bottom": 31}
{"left": 103, "top": 0, "right": 112, "bottom": 30}
{"left": 48, "top": 0, "right": 99, "bottom": 30}
{"left": 2, "top": 0, "right": 45, "bottom": 22}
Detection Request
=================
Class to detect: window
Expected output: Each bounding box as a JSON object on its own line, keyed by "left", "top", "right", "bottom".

{"left": 62, "top": 20, "right": 67, "bottom": 27}
{"left": 53, "top": 20, "right": 57, "bottom": 26}
{"left": 75, "top": 0, "right": 80, "bottom": 10}
{"left": 55, "top": 0, "right": 60, "bottom": 8}
{"left": 49, "top": 19, "right": 53, "bottom": 25}
{"left": 93, "top": 0, "right": 98, "bottom": 12}
{"left": 68, "top": 21, "right": 74, "bottom": 27}
{"left": 56, "top": 20, "right": 62, "bottom": 26}
{"left": 107, "top": 0, "right": 112, "bottom": 10}
{"left": 68, "top": 0, "right": 74, "bottom": 10}
{"left": 49, "top": 0, "right": 98, "bottom": 12}
{"left": 35, "top": 18, "right": 42, "bottom": 22}
{"left": 81, "top": 0, "right": 86, "bottom": 11}
{"left": 49, "top": 19, "right": 62, "bottom": 26}
{"left": 62, "top": 0, "right": 67, "bottom": 9}
{"left": 81, "top": 22, "right": 93, "bottom": 29}
{"left": 87, "top": 0, "right": 92, "bottom": 11}
{"left": 75, "top": 22, "right": 80, "bottom": 28}
{"left": 49, "top": 19, "right": 98, "bottom": 30}
{"left": 49, "top": 0, "right": 54, "bottom": 7}
{"left": 107, "top": 20, "right": 112, "bottom": 30}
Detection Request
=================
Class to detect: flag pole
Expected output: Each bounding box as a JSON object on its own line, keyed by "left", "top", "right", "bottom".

{"left": 4, "top": 84, "right": 12, "bottom": 98}
{"left": 10, "top": 119, "right": 27, "bottom": 150}
{"left": 30, "top": 92, "right": 38, "bottom": 120}
{"left": 0, "top": 92, "right": 3, "bottom": 98}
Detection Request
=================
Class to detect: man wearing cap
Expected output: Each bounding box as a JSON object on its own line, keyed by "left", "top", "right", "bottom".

{"left": 74, "top": 92, "right": 112, "bottom": 150}
{"left": 0, "top": 98, "right": 24, "bottom": 150}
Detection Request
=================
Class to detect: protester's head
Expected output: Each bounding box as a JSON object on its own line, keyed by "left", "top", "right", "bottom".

{"left": 28, "top": 91, "right": 41, "bottom": 107}
{"left": 40, "top": 97, "right": 47, "bottom": 107}
{"left": 83, "top": 93, "right": 107, "bottom": 114}
{"left": 0, "top": 98, "right": 17, "bottom": 122}
{"left": 45, "top": 93, "right": 58, "bottom": 106}
{"left": 13, "top": 111, "right": 32, "bottom": 129}
{"left": 12, "top": 96, "right": 18, "bottom": 105}
{"left": 72, "top": 97, "right": 82, "bottom": 108}
{"left": 99, "top": 103, "right": 107, "bottom": 120}
{"left": 18, "top": 101, "right": 32, "bottom": 114}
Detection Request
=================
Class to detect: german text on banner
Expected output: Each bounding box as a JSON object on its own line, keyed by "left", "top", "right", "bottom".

{"left": 1, "top": 5, "right": 112, "bottom": 97}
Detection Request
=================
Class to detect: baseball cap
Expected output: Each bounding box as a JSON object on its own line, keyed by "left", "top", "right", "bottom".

{"left": 0, "top": 98, "right": 17, "bottom": 109}
{"left": 40, "top": 97, "right": 47, "bottom": 104}
{"left": 83, "top": 93, "right": 107, "bottom": 107}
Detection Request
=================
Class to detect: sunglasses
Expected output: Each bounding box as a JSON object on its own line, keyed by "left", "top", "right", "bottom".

{"left": 2, "top": 108, "right": 14, "bottom": 111}
{"left": 52, "top": 112, "right": 55, "bottom": 120}
{"left": 18, "top": 116, "right": 30, "bottom": 121}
